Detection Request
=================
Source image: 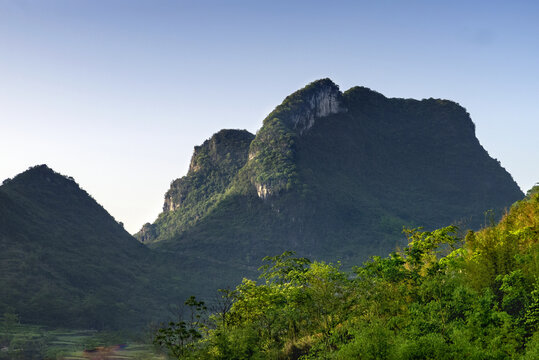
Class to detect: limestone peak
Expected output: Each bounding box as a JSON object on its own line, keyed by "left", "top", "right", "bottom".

{"left": 267, "top": 78, "right": 346, "bottom": 134}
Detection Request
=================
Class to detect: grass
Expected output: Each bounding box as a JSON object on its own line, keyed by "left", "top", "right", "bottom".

{"left": 0, "top": 323, "right": 165, "bottom": 360}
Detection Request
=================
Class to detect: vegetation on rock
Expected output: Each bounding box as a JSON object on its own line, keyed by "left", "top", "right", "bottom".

{"left": 135, "top": 129, "right": 254, "bottom": 243}
{"left": 144, "top": 79, "right": 523, "bottom": 293}
{"left": 155, "top": 190, "right": 539, "bottom": 359}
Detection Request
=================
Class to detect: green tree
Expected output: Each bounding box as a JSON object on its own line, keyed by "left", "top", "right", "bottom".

{"left": 153, "top": 296, "right": 207, "bottom": 359}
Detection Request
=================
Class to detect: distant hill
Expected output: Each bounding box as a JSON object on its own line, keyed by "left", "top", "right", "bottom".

{"left": 138, "top": 79, "right": 523, "bottom": 285}
{"left": 0, "top": 165, "right": 190, "bottom": 330}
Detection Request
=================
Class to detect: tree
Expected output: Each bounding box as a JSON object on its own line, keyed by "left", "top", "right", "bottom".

{"left": 153, "top": 296, "right": 207, "bottom": 359}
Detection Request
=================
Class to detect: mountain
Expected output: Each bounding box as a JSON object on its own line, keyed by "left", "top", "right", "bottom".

{"left": 0, "top": 79, "right": 526, "bottom": 332}
{"left": 152, "top": 182, "right": 539, "bottom": 360}
{"left": 138, "top": 129, "right": 255, "bottom": 243}
{"left": 139, "top": 79, "right": 523, "bottom": 283}
{"left": 0, "top": 165, "right": 190, "bottom": 330}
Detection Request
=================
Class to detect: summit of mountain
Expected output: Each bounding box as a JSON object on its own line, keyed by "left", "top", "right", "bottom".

{"left": 140, "top": 79, "right": 523, "bottom": 284}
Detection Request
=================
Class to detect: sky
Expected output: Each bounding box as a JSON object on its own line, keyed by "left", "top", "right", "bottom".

{"left": 1, "top": 0, "right": 538, "bottom": 233}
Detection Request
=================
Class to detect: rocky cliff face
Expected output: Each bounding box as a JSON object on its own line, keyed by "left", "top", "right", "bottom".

{"left": 243, "top": 79, "right": 347, "bottom": 200}
{"left": 285, "top": 79, "right": 345, "bottom": 133}
{"left": 163, "top": 129, "right": 254, "bottom": 213}
{"left": 135, "top": 129, "right": 254, "bottom": 243}
{"left": 138, "top": 222, "right": 157, "bottom": 243}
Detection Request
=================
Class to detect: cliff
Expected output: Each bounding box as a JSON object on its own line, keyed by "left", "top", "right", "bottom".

{"left": 136, "top": 129, "right": 254, "bottom": 243}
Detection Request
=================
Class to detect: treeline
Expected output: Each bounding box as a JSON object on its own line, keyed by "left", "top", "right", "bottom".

{"left": 155, "top": 188, "right": 539, "bottom": 359}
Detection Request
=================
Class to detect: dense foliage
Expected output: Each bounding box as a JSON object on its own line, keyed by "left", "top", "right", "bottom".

{"left": 0, "top": 165, "right": 201, "bottom": 330}
{"left": 155, "top": 191, "right": 539, "bottom": 359}
{"left": 240, "top": 117, "right": 298, "bottom": 195}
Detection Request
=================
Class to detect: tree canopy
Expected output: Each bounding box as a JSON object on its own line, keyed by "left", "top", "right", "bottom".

{"left": 154, "top": 191, "right": 539, "bottom": 359}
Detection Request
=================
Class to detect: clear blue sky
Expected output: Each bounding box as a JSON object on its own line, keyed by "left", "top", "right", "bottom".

{"left": 1, "top": 0, "right": 538, "bottom": 233}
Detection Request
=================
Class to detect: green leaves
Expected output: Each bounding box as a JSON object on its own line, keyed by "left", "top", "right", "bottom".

{"left": 153, "top": 191, "right": 538, "bottom": 359}
{"left": 153, "top": 296, "right": 207, "bottom": 359}
{"left": 258, "top": 251, "right": 311, "bottom": 284}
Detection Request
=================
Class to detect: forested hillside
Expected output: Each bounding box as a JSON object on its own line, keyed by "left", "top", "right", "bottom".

{"left": 141, "top": 79, "right": 523, "bottom": 292}
{"left": 154, "top": 185, "right": 539, "bottom": 359}
{"left": 0, "top": 165, "right": 195, "bottom": 329}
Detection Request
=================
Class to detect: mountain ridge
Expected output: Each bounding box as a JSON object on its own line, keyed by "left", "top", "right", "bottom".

{"left": 1, "top": 80, "right": 525, "bottom": 331}
{"left": 0, "top": 79, "right": 526, "bottom": 330}
{"left": 140, "top": 79, "right": 523, "bottom": 284}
